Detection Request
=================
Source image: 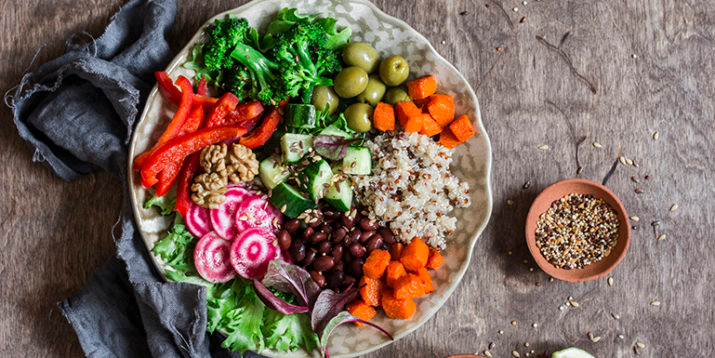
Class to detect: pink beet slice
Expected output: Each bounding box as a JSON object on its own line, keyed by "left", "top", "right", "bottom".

{"left": 234, "top": 195, "right": 283, "bottom": 234}
{"left": 230, "top": 228, "right": 280, "bottom": 279}
{"left": 210, "top": 186, "right": 253, "bottom": 240}
{"left": 186, "top": 202, "right": 212, "bottom": 238}
{"left": 193, "top": 231, "right": 236, "bottom": 283}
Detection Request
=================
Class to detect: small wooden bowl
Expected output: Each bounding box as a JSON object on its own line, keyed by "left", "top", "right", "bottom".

{"left": 525, "top": 178, "right": 631, "bottom": 282}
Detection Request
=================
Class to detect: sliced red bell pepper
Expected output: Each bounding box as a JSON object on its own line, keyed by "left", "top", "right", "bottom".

{"left": 140, "top": 126, "right": 247, "bottom": 188}
{"left": 155, "top": 71, "right": 218, "bottom": 107}
{"left": 204, "top": 93, "right": 240, "bottom": 128}
{"left": 178, "top": 105, "right": 204, "bottom": 137}
{"left": 196, "top": 77, "right": 208, "bottom": 96}
{"left": 223, "top": 101, "right": 264, "bottom": 129}
{"left": 239, "top": 106, "right": 281, "bottom": 149}
{"left": 133, "top": 75, "right": 194, "bottom": 170}
{"left": 155, "top": 162, "right": 181, "bottom": 197}
{"left": 175, "top": 153, "right": 201, "bottom": 217}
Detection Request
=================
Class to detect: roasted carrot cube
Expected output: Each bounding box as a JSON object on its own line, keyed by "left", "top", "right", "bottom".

{"left": 415, "top": 267, "right": 434, "bottom": 293}
{"left": 347, "top": 299, "right": 377, "bottom": 326}
{"left": 400, "top": 237, "right": 429, "bottom": 271}
{"left": 386, "top": 261, "right": 408, "bottom": 288}
{"left": 395, "top": 101, "right": 421, "bottom": 127}
{"left": 448, "top": 114, "right": 476, "bottom": 142}
{"left": 359, "top": 276, "right": 385, "bottom": 307}
{"left": 389, "top": 243, "right": 404, "bottom": 259}
{"left": 426, "top": 248, "right": 443, "bottom": 269}
{"left": 363, "top": 249, "right": 391, "bottom": 279}
{"left": 406, "top": 75, "right": 437, "bottom": 100}
{"left": 404, "top": 113, "right": 427, "bottom": 133}
{"left": 426, "top": 94, "right": 454, "bottom": 127}
{"left": 373, "top": 102, "right": 395, "bottom": 131}
{"left": 438, "top": 128, "right": 461, "bottom": 149}
{"left": 382, "top": 289, "right": 416, "bottom": 319}
{"left": 420, "top": 114, "right": 443, "bottom": 137}
{"left": 394, "top": 273, "right": 426, "bottom": 299}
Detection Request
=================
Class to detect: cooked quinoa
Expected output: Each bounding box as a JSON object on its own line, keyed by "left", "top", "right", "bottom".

{"left": 353, "top": 132, "right": 471, "bottom": 249}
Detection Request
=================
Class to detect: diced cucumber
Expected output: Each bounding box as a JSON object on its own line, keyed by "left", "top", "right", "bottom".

{"left": 259, "top": 155, "right": 289, "bottom": 189}
{"left": 318, "top": 124, "right": 352, "bottom": 139}
{"left": 342, "top": 146, "right": 371, "bottom": 175}
{"left": 325, "top": 178, "right": 352, "bottom": 212}
{"left": 269, "top": 183, "right": 317, "bottom": 218}
{"left": 300, "top": 160, "right": 333, "bottom": 201}
{"left": 281, "top": 133, "right": 313, "bottom": 162}
{"left": 286, "top": 104, "right": 317, "bottom": 129}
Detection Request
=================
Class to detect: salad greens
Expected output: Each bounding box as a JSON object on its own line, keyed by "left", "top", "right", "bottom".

{"left": 185, "top": 9, "right": 351, "bottom": 105}
{"left": 153, "top": 213, "right": 317, "bottom": 354}
{"left": 144, "top": 192, "right": 176, "bottom": 216}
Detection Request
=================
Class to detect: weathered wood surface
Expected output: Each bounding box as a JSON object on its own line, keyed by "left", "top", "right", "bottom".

{"left": 1, "top": 0, "right": 713, "bottom": 357}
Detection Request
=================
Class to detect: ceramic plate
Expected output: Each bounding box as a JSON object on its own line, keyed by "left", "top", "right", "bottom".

{"left": 128, "top": 0, "right": 493, "bottom": 356}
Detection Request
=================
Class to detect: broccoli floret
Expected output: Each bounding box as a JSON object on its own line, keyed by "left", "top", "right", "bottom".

{"left": 203, "top": 16, "right": 251, "bottom": 71}
{"left": 269, "top": 22, "right": 342, "bottom": 102}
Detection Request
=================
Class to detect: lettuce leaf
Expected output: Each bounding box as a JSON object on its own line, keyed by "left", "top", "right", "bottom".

{"left": 144, "top": 190, "right": 176, "bottom": 216}
{"left": 263, "top": 309, "right": 319, "bottom": 353}
{"left": 315, "top": 17, "right": 352, "bottom": 50}
{"left": 215, "top": 281, "right": 266, "bottom": 353}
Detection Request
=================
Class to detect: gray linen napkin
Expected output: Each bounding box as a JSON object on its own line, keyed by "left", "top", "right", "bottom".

{"left": 5, "top": 1, "right": 259, "bottom": 357}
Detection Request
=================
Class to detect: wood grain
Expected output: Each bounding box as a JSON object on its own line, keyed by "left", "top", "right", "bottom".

{"left": 1, "top": 0, "right": 713, "bottom": 357}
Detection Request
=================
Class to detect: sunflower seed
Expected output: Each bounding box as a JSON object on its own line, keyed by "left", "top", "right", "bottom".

{"left": 657, "top": 234, "right": 666, "bottom": 241}
{"left": 626, "top": 158, "right": 634, "bottom": 165}
{"left": 630, "top": 216, "right": 640, "bottom": 222}
{"left": 484, "top": 351, "right": 492, "bottom": 357}
{"left": 538, "top": 144, "right": 549, "bottom": 150}
{"left": 636, "top": 341, "right": 645, "bottom": 348}
{"left": 512, "top": 351, "right": 521, "bottom": 357}
{"left": 650, "top": 300, "right": 661, "bottom": 306}
{"left": 619, "top": 156, "right": 627, "bottom": 165}
{"left": 569, "top": 300, "right": 580, "bottom": 307}
{"left": 653, "top": 131, "right": 659, "bottom": 140}
{"left": 592, "top": 336, "right": 601, "bottom": 343}
{"left": 670, "top": 204, "right": 678, "bottom": 211}
{"left": 592, "top": 142, "right": 602, "bottom": 148}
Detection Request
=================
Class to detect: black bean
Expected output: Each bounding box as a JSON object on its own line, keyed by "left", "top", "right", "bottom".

{"left": 289, "top": 240, "right": 305, "bottom": 262}
{"left": 332, "top": 260, "right": 344, "bottom": 273}
{"left": 341, "top": 215, "right": 354, "bottom": 228}
{"left": 319, "top": 224, "right": 334, "bottom": 234}
{"left": 349, "top": 243, "right": 366, "bottom": 258}
{"left": 326, "top": 271, "right": 344, "bottom": 290}
{"left": 378, "top": 227, "right": 396, "bottom": 245}
{"left": 302, "top": 248, "right": 317, "bottom": 267}
{"left": 313, "top": 256, "right": 335, "bottom": 272}
{"left": 310, "top": 270, "right": 326, "bottom": 287}
{"left": 301, "top": 226, "right": 314, "bottom": 240}
{"left": 346, "top": 229, "right": 361, "bottom": 245}
{"left": 366, "top": 235, "right": 383, "bottom": 252}
{"left": 318, "top": 241, "right": 332, "bottom": 255}
{"left": 341, "top": 274, "right": 356, "bottom": 288}
{"left": 347, "top": 259, "right": 364, "bottom": 277}
{"left": 359, "top": 230, "right": 376, "bottom": 243}
{"left": 359, "top": 217, "right": 378, "bottom": 231}
{"left": 278, "top": 230, "right": 292, "bottom": 251}
{"left": 310, "top": 231, "right": 328, "bottom": 243}
{"left": 284, "top": 219, "right": 301, "bottom": 233}
{"left": 331, "top": 245, "right": 344, "bottom": 261}
{"left": 332, "top": 227, "right": 347, "bottom": 243}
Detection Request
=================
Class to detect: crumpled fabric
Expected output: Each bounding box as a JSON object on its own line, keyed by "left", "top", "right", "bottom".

{"left": 5, "top": 0, "right": 259, "bottom": 357}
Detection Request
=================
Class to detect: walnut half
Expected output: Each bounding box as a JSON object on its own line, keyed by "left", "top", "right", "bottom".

{"left": 191, "top": 172, "right": 227, "bottom": 209}
{"left": 227, "top": 144, "right": 258, "bottom": 184}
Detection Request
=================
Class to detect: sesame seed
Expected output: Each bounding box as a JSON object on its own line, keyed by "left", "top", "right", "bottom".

{"left": 653, "top": 131, "right": 659, "bottom": 140}
{"left": 632, "top": 54, "right": 638, "bottom": 58}
{"left": 532, "top": 322, "right": 538, "bottom": 328}
{"left": 524, "top": 342, "right": 530, "bottom": 347}
{"left": 592, "top": 142, "right": 602, "bottom": 148}
{"left": 538, "top": 144, "right": 549, "bottom": 150}
{"left": 512, "top": 351, "right": 521, "bottom": 357}
{"left": 611, "top": 312, "right": 620, "bottom": 319}
{"left": 608, "top": 277, "right": 614, "bottom": 286}
{"left": 618, "top": 334, "right": 625, "bottom": 339}
{"left": 670, "top": 204, "right": 678, "bottom": 211}
{"left": 592, "top": 336, "right": 601, "bottom": 343}
{"left": 569, "top": 300, "right": 580, "bottom": 307}
{"left": 650, "top": 300, "right": 661, "bottom": 306}
{"left": 498, "top": 330, "right": 504, "bottom": 334}
{"left": 657, "top": 234, "right": 666, "bottom": 241}
{"left": 630, "top": 216, "right": 640, "bottom": 222}
{"left": 511, "top": 320, "right": 517, "bottom": 325}
{"left": 549, "top": 277, "right": 554, "bottom": 282}
{"left": 636, "top": 341, "right": 645, "bottom": 348}
{"left": 513, "top": 7, "right": 519, "bottom": 12}
{"left": 523, "top": 0, "right": 527, "bottom": 4}
{"left": 619, "top": 156, "right": 627, "bottom": 165}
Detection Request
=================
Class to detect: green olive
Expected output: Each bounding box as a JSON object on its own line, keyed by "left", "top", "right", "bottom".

{"left": 342, "top": 42, "right": 380, "bottom": 73}
{"left": 311, "top": 86, "right": 339, "bottom": 114}
{"left": 333, "top": 66, "right": 369, "bottom": 98}
{"left": 344, "top": 103, "right": 373, "bottom": 132}
{"left": 356, "top": 75, "right": 387, "bottom": 106}
{"left": 379, "top": 56, "right": 410, "bottom": 86}
{"left": 383, "top": 87, "right": 411, "bottom": 105}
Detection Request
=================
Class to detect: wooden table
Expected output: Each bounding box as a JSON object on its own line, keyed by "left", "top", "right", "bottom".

{"left": 1, "top": 0, "right": 712, "bottom": 357}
